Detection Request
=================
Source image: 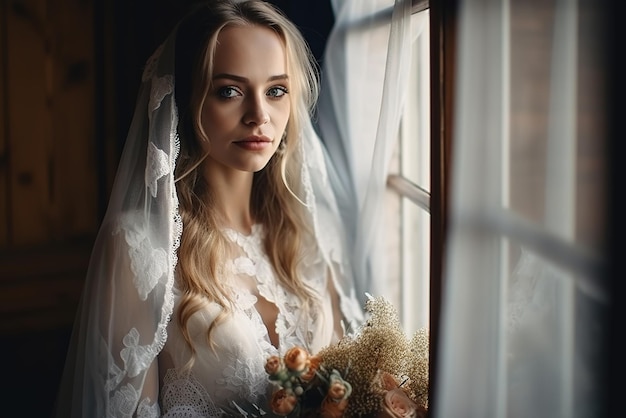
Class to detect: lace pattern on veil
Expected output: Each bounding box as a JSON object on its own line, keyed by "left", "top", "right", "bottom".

{"left": 99, "top": 40, "right": 182, "bottom": 418}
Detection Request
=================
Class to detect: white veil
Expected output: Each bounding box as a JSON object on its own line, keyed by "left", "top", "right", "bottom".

{"left": 54, "top": 3, "right": 363, "bottom": 416}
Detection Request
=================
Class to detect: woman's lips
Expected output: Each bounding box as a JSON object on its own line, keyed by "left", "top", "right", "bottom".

{"left": 234, "top": 135, "right": 273, "bottom": 151}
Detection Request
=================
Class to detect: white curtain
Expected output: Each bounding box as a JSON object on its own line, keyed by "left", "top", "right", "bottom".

{"left": 317, "top": 0, "right": 426, "bottom": 304}
{"left": 435, "top": 0, "right": 609, "bottom": 417}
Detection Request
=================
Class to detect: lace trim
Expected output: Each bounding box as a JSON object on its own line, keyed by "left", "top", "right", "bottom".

{"left": 215, "top": 355, "right": 269, "bottom": 403}
{"left": 161, "top": 82, "right": 182, "bottom": 405}
{"left": 149, "top": 75, "right": 174, "bottom": 114}
{"left": 161, "top": 369, "right": 223, "bottom": 418}
{"left": 146, "top": 142, "right": 171, "bottom": 198}
{"left": 121, "top": 328, "right": 158, "bottom": 378}
{"left": 106, "top": 52, "right": 181, "bottom": 415}
{"left": 224, "top": 225, "right": 320, "bottom": 351}
{"left": 137, "top": 398, "right": 161, "bottom": 418}
{"left": 107, "top": 382, "right": 159, "bottom": 418}
{"left": 123, "top": 224, "right": 168, "bottom": 301}
{"left": 109, "top": 383, "right": 141, "bottom": 417}
{"left": 216, "top": 225, "right": 327, "bottom": 401}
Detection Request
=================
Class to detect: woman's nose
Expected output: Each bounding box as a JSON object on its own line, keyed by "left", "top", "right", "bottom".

{"left": 243, "top": 95, "right": 269, "bottom": 126}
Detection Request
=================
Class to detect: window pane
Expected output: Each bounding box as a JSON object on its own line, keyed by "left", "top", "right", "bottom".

{"left": 509, "top": 0, "right": 606, "bottom": 252}
{"left": 386, "top": 10, "right": 431, "bottom": 334}
{"left": 434, "top": 0, "right": 609, "bottom": 415}
{"left": 401, "top": 15, "right": 430, "bottom": 191}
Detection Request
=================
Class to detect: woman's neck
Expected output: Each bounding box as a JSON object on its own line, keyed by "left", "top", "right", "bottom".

{"left": 203, "top": 165, "right": 255, "bottom": 234}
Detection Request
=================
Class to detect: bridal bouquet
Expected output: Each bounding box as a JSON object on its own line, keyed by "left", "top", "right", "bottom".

{"left": 265, "top": 295, "right": 429, "bottom": 417}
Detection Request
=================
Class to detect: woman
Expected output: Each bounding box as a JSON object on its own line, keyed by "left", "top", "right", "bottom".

{"left": 55, "top": 1, "right": 363, "bottom": 416}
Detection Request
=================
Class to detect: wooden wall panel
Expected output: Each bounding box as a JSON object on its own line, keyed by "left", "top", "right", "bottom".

{"left": 0, "top": 1, "right": 8, "bottom": 248}
{"left": 6, "top": 0, "right": 53, "bottom": 246}
{"left": 49, "top": 0, "right": 96, "bottom": 241}
{"left": 5, "top": 0, "right": 96, "bottom": 247}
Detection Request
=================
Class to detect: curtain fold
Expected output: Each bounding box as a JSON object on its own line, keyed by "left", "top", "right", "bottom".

{"left": 435, "top": 1, "right": 609, "bottom": 417}
{"left": 317, "top": 0, "right": 424, "bottom": 303}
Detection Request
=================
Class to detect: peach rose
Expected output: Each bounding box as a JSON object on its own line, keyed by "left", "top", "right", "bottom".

{"left": 283, "top": 346, "right": 309, "bottom": 373}
{"left": 270, "top": 388, "right": 298, "bottom": 416}
{"left": 319, "top": 395, "right": 349, "bottom": 418}
{"left": 265, "top": 355, "right": 282, "bottom": 376}
{"left": 379, "top": 371, "right": 400, "bottom": 391}
{"left": 378, "top": 388, "right": 425, "bottom": 418}
{"left": 300, "top": 355, "right": 321, "bottom": 382}
{"left": 328, "top": 381, "right": 348, "bottom": 401}
{"left": 327, "top": 369, "right": 352, "bottom": 401}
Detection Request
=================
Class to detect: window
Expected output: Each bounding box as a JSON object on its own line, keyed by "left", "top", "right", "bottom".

{"left": 386, "top": 6, "right": 431, "bottom": 335}
{"left": 434, "top": 1, "right": 611, "bottom": 416}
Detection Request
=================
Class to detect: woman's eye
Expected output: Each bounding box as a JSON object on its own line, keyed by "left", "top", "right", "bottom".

{"left": 267, "top": 86, "right": 288, "bottom": 98}
{"left": 218, "top": 86, "right": 240, "bottom": 99}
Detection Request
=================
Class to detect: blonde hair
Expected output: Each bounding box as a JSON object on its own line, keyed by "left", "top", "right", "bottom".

{"left": 172, "top": 0, "right": 321, "bottom": 364}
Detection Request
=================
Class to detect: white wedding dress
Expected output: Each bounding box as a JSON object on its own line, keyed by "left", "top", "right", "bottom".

{"left": 158, "top": 224, "right": 342, "bottom": 417}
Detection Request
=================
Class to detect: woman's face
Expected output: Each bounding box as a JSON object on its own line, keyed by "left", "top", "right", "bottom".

{"left": 199, "top": 24, "right": 291, "bottom": 174}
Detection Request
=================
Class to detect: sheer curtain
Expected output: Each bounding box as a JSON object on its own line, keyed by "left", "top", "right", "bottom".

{"left": 435, "top": 0, "right": 609, "bottom": 417}
{"left": 317, "top": 0, "right": 426, "bottom": 304}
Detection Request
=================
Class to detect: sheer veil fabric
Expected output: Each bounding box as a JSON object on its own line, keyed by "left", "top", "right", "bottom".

{"left": 54, "top": 4, "right": 365, "bottom": 416}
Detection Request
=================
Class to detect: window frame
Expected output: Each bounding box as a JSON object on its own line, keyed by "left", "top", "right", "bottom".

{"left": 426, "top": 0, "right": 456, "bottom": 411}
{"left": 383, "top": 0, "right": 458, "bottom": 413}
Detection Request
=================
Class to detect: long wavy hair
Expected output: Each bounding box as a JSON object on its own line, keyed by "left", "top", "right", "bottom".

{"left": 172, "top": 0, "right": 321, "bottom": 362}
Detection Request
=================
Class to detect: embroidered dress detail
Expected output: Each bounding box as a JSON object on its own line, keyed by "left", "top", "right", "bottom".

{"left": 161, "top": 369, "right": 222, "bottom": 417}
{"left": 224, "top": 225, "right": 323, "bottom": 352}
{"left": 158, "top": 224, "right": 334, "bottom": 413}
{"left": 137, "top": 398, "right": 160, "bottom": 418}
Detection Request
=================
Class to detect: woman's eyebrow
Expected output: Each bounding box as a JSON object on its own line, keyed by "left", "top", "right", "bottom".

{"left": 212, "top": 73, "right": 289, "bottom": 82}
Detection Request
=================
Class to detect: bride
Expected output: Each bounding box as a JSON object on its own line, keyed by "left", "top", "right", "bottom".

{"left": 54, "top": 1, "right": 363, "bottom": 416}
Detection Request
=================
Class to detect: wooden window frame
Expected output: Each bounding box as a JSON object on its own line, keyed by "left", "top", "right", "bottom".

{"left": 428, "top": 0, "right": 457, "bottom": 413}
{"left": 383, "top": 1, "right": 457, "bottom": 413}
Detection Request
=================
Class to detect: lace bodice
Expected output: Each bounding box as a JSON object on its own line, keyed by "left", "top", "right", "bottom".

{"left": 158, "top": 225, "right": 339, "bottom": 416}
